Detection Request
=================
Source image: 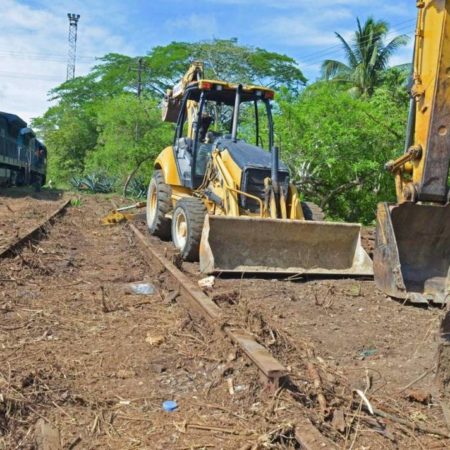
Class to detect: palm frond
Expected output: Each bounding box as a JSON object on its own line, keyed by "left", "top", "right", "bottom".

{"left": 321, "top": 59, "right": 352, "bottom": 80}
{"left": 335, "top": 32, "right": 358, "bottom": 69}
{"left": 375, "top": 35, "right": 410, "bottom": 70}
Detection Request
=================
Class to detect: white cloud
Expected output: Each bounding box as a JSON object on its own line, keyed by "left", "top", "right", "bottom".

{"left": 253, "top": 10, "right": 354, "bottom": 48}
{"left": 165, "top": 13, "right": 219, "bottom": 39}
{"left": 0, "top": 0, "right": 135, "bottom": 123}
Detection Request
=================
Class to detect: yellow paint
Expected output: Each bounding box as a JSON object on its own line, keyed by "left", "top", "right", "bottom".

{"left": 395, "top": 0, "right": 450, "bottom": 201}
{"left": 154, "top": 64, "right": 305, "bottom": 220}
{"left": 288, "top": 184, "right": 305, "bottom": 220}
{"left": 154, "top": 146, "right": 181, "bottom": 186}
{"left": 199, "top": 79, "right": 275, "bottom": 98}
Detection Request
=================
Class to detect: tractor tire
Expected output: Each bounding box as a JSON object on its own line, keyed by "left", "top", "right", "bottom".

{"left": 171, "top": 197, "right": 207, "bottom": 262}
{"left": 301, "top": 201, "right": 326, "bottom": 221}
{"left": 146, "top": 170, "right": 172, "bottom": 239}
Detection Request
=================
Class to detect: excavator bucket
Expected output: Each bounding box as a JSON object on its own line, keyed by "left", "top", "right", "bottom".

{"left": 374, "top": 202, "right": 450, "bottom": 305}
{"left": 199, "top": 216, "right": 373, "bottom": 276}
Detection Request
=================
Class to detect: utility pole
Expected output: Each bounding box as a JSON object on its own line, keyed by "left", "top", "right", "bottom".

{"left": 129, "top": 57, "right": 149, "bottom": 98}
{"left": 137, "top": 58, "right": 143, "bottom": 98}
{"left": 66, "top": 13, "right": 80, "bottom": 80}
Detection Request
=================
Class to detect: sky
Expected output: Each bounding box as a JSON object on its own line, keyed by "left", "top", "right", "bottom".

{"left": 0, "top": 0, "right": 416, "bottom": 123}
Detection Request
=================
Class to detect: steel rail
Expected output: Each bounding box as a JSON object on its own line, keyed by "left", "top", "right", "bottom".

{"left": 0, "top": 199, "right": 71, "bottom": 258}
{"left": 124, "top": 217, "right": 337, "bottom": 449}
{"left": 128, "top": 221, "right": 287, "bottom": 388}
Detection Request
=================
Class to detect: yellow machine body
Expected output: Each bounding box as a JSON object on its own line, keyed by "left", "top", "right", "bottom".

{"left": 374, "top": 0, "right": 450, "bottom": 304}
{"left": 150, "top": 65, "right": 373, "bottom": 276}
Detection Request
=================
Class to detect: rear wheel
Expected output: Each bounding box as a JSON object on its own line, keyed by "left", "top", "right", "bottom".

{"left": 302, "top": 202, "right": 325, "bottom": 221}
{"left": 146, "top": 170, "right": 172, "bottom": 239}
{"left": 172, "top": 197, "right": 207, "bottom": 261}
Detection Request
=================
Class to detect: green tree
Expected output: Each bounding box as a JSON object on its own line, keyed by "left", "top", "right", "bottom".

{"left": 33, "top": 39, "right": 307, "bottom": 188}
{"left": 87, "top": 94, "right": 172, "bottom": 192}
{"left": 191, "top": 39, "right": 307, "bottom": 89}
{"left": 322, "top": 17, "right": 408, "bottom": 96}
{"left": 32, "top": 105, "right": 97, "bottom": 183}
{"left": 275, "top": 82, "right": 408, "bottom": 223}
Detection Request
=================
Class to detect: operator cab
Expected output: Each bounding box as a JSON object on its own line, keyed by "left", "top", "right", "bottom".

{"left": 172, "top": 80, "right": 275, "bottom": 189}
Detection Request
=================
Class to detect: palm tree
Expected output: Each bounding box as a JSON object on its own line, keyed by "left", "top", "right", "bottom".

{"left": 321, "top": 17, "right": 409, "bottom": 97}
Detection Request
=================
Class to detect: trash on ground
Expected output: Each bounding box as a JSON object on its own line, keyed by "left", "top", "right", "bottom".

{"left": 359, "top": 348, "right": 377, "bottom": 359}
{"left": 198, "top": 276, "right": 215, "bottom": 289}
{"left": 162, "top": 400, "right": 178, "bottom": 412}
{"left": 130, "top": 283, "right": 156, "bottom": 295}
{"left": 146, "top": 334, "right": 165, "bottom": 346}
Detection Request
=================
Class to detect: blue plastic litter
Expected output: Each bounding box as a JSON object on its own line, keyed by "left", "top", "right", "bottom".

{"left": 131, "top": 283, "right": 155, "bottom": 295}
{"left": 359, "top": 349, "right": 377, "bottom": 358}
{"left": 162, "top": 400, "right": 178, "bottom": 412}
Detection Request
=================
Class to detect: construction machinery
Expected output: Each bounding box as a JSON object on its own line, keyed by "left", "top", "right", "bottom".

{"left": 147, "top": 62, "right": 373, "bottom": 275}
{"left": 374, "top": 0, "right": 450, "bottom": 305}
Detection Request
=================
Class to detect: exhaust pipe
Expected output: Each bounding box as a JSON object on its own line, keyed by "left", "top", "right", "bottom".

{"left": 231, "top": 85, "right": 242, "bottom": 143}
{"left": 271, "top": 145, "right": 280, "bottom": 193}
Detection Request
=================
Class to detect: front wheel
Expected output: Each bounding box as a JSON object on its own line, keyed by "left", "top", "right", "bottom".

{"left": 146, "top": 170, "right": 172, "bottom": 239}
{"left": 301, "top": 201, "right": 325, "bottom": 221}
{"left": 171, "top": 197, "right": 206, "bottom": 261}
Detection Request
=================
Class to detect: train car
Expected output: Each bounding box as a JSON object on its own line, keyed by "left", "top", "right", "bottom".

{"left": 0, "top": 111, "right": 47, "bottom": 187}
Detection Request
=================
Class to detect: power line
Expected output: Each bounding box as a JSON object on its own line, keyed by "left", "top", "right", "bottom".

{"left": 296, "top": 18, "right": 415, "bottom": 64}
{"left": 298, "top": 21, "right": 415, "bottom": 69}
{"left": 301, "top": 33, "right": 415, "bottom": 71}
{"left": 0, "top": 70, "right": 63, "bottom": 82}
{"left": 0, "top": 50, "right": 95, "bottom": 61}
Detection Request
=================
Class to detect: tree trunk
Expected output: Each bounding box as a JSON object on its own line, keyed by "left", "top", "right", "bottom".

{"left": 123, "top": 156, "right": 152, "bottom": 197}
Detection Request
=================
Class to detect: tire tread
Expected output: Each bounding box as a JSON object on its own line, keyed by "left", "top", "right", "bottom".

{"left": 147, "top": 170, "right": 172, "bottom": 239}
{"left": 172, "top": 197, "right": 206, "bottom": 261}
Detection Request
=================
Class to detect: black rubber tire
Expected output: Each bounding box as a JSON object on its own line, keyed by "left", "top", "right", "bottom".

{"left": 171, "top": 197, "right": 207, "bottom": 262}
{"left": 301, "top": 201, "right": 326, "bottom": 221}
{"left": 146, "top": 170, "right": 172, "bottom": 239}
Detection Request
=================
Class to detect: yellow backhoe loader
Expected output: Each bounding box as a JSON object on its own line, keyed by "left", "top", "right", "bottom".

{"left": 374, "top": 0, "right": 450, "bottom": 305}
{"left": 147, "top": 62, "right": 373, "bottom": 275}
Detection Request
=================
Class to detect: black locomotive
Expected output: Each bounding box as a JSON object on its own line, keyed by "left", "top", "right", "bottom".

{"left": 0, "top": 111, "right": 47, "bottom": 187}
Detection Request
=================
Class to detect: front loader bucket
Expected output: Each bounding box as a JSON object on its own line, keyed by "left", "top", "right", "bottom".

{"left": 199, "top": 216, "right": 373, "bottom": 276}
{"left": 374, "top": 202, "right": 450, "bottom": 305}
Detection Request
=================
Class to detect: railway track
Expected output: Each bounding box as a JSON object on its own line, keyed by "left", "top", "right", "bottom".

{"left": 121, "top": 213, "right": 450, "bottom": 448}
{"left": 0, "top": 198, "right": 71, "bottom": 258}
{"left": 1, "top": 195, "right": 448, "bottom": 448}
{"left": 126, "top": 220, "right": 343, "bottom": 449}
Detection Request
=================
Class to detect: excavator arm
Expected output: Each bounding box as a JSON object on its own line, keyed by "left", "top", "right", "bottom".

{"left": 374, "top": 0, "right": 450, "bottom": 305}
{"left": 387, "top": 0, "right": 450, "bottom": 203}
{"left": 161, "top": 61, "right": 204, "bottom": 123}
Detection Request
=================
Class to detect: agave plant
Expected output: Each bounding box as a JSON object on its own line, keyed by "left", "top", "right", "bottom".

{"left": 127, "top": 176, "right": 147, "bottom": 198}
{"left": 70, "top": 173, "right": 115, "bottom": 193}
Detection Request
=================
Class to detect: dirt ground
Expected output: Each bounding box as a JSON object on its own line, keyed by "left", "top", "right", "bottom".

{"left": 1, "top": 190, "right": 449, "bottom": 449}
{"left": 0, "top": 187, "right": 66, "bottom": 254}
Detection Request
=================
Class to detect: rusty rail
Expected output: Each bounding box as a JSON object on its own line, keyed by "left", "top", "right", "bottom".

{"left": 0, "top": 199, "right": 71, "bottom": 258}
{"left": 128, "top": 222, "right": 287, "bottom": 388}
{"left": 122, "top": 213, "right": 337, "bottom": 449}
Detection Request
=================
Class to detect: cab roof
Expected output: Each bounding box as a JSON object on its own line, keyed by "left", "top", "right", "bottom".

{"left": 186, "top": 79, "right": 274, "bottom": 105}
